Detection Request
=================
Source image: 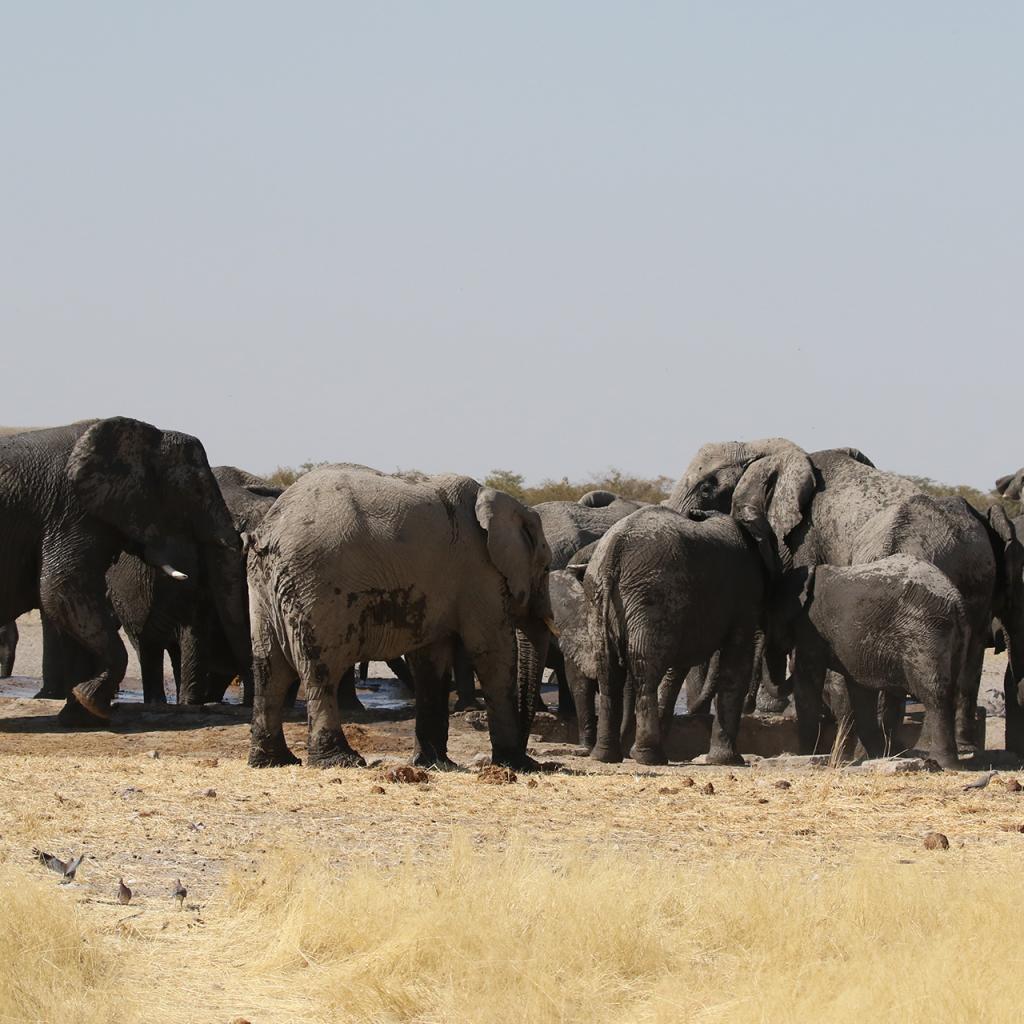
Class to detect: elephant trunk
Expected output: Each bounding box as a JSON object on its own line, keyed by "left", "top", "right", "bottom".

{"left": 201, "top": 541, "right": 252, "bottom": 672}
{"left": 515, "top": 617, "right": 550, "bottom": 745}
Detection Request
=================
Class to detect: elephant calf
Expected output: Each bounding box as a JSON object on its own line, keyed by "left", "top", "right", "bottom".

{"left": 245, "top": 465, "right": 553, "bottom": 770}
{"left": 555, "top": 507, "right": 777, "bottom": 766}
{"left": 766, "top": 554, "right": 968, "bottom": 769}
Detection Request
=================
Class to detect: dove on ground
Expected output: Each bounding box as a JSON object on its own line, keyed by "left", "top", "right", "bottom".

{"left": 118, "top": 878, "right": 132, "bottom": 905}
{"left": 962, "top": 771, "right": 996, "bottom": 791}
{"left": 172, "top": 879, "right": 187, "bottom": 909}
{"left": 34, "top": 849, "right": 85, "bottom": 883}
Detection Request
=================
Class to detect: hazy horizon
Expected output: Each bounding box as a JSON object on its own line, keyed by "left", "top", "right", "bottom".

{"left": 3, "top": 4, "right": 1021, "bottom": 490}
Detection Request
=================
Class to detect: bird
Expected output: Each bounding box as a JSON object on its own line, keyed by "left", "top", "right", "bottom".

{"left": 172, "top": 879, "right": 187, "bottom": 909}
{"left": 962, "top": 771, "right": 996, "bottom": 791}
{"left": 34, "top": 848, "right": 85, "bottom": 883}
{"left": 117, "top": 878, "right": 132, "bottom": 905}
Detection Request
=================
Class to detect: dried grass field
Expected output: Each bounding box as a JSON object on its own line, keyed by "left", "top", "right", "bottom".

{"left": 1, "top": 617, "right": 1022, "bottom": 1023}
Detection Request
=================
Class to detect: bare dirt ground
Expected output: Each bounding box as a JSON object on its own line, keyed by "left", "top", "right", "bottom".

{"left": 2, "top": 610, "right": 1022, "bottom": 1022}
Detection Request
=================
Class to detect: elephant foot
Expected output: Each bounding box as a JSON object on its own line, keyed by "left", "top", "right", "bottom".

{"left": 307, "top": 728, "right": 366, "bottom": 769}
{"left": 248, "top": 728, "right": 301, "bottom": 768}
{"left": 413, "top": 752, "right": 459, "bottom": 770}
{"left": 756, "top": 695, "right": 790, "bottom": 715}
{"left": 33, "top": 685, "right": 67, "bottom": 700}
{"left": 452, "top": 698, "right": 483, "bottom": 713}
{"left": 631, "top": 745, "right": 669, "bottom": 766}
{"left": 589, "top": 745, "right": 623, "bottom": 764}
{"left": 69, "top": 683, "right": 112, "bottom": 722}
{"left": 705, "top": 748, "right": 746, "bottom": 767}
{"left": 57, "top": 694, "right": 110, "bottom": 729}
{"left": 491, "top": 748, "right": 556, "bottom": 773}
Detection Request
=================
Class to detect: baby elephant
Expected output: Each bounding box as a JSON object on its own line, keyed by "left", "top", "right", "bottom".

{"left": 767, "top": 554, "right": 968, "bottom": 769}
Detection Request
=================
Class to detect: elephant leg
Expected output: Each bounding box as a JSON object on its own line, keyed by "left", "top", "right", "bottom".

{"left": 684, "top": 660, "right": 715, "bottom": 716}
{"left": 337, "top": 666, "right": 365, "bottom": 714}
{"left": 657, "top": 667, "right": 685, "bottom": 739}
{"left": 176, "top": 627, "right": 207, "bottom": 705}
{"left": 44, "top": 584, "right": 128, "bottom": 726}
{"left": 469, "top": 632, "right": 530, "bottom": 768}
{"left": 954, "top": 638, "right": 985, "bottom": 753}
{"left": 591, "top": 655, "right": 627, "bottom": 764}
{"left": 706, "top": 636, "right": 753, "bottom": 766}
{"left": 359, "top": 661, "right": 369, "bottom": 682}
{"left": 282, "top": 677, "right": 299, "bottom": 708}
{"left": 921, "top": 694, "right": 959, "bottom": 770}
{"left": 306, "top": 665, "right": 365, "bottom": 767}
{"left": 846, "top": 679, "right": 886, "bottom": 760}
{"left": 1005, "top": 663, "right": 1024, "bottom": 757}
{"left": 620, "top": 673, "right": 636, "bottom": 756}
{"left": 408, "top": 642, "right": 457, "bottom": 768}
{"left": 387, "top": 656, "right": 414, "bottom": 690}
{"left": 167, "top": 642, "right": 182, "bottom": 701}
{"left": 565, "top": 658, "right": 597, "bottom": 752}
{"left": 631, "top": 655, "right": 670, "bottom": 765}
{"left": 0, "top": 621, "right": 17, "bottom": 678}
{"left": 138, "top": 640, "right": 168, "bottom": 704}
{"left": 451, "top": 641, "right": 479, "bottom": 711}
{"left": 544, "top": 644, "right": 572, "bottom": 718}
{"left": 792, "top": 656, "right": 829, "bottom": 755}
{"left": 880, "top": 689, "right": 906, "bottom": 757}
{"left": 249, "top": 632, "right": 301, "bottom": 767}
{"left": 37, "top": 613, "right": 83, "bottom": 699}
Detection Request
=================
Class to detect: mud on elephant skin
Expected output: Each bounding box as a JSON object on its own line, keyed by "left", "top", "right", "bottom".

{"left": 0, "top": 419, "right": 251, "bottom": 726}
{"left": 246, "top": 465, "right": 554, "bottom": 771}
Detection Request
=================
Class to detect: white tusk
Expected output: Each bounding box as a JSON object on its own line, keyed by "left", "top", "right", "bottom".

{"left": 160, "top": 565, "right": 189, "bottom": 581}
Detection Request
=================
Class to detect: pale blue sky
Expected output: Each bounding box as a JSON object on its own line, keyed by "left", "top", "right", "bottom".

{"left": 2, "top": 3, "right": 1021, "bottom": 488}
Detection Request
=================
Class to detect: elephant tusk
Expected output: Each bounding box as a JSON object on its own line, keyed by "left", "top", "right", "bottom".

{"left": 543, "top": 616, "right": 560, "bottom": 638}
{"left": 161, "top": 564, "right": 189, "bottom": 581}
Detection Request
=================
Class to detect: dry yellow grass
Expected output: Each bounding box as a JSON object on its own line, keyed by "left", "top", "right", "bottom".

{"left": 0, "top": 863, "right": 126, "bottom": 1024}
{"left": 3, "top": 696, "right": 1024, "bottom": 1022}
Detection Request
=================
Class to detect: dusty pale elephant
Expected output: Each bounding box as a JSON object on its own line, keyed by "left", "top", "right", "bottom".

{"left": 554, "top": 507, "right": 778, "bottom": 766}
{"left": 765, "top": 555, "right": 969, "bottom": 768}
{"left": 669, "top": 440, "right": 1005, "bottom": 755}
{"left": 246, "top": 465, "right": 553, "bottom": 770}
{"left": 0, "top": 419, "right": 251, "bottom": 726}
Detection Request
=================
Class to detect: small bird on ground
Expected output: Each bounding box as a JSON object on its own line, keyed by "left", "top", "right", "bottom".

{"left": 117, "top": 878, "right": 132, "bottom": 905}
{"left": 34, "top": 849, "right": 85, "bottom": 883}
{"left": 962, "top": 771, "right": 996, "bottom": 791}
{"left": 172, "top": 879, "right": 187, "bottom": 909}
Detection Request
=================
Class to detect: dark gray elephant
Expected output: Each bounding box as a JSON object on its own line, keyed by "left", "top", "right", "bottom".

{"left": 100, "top": 466, "right": 284, "bottom": 705}
{"left": 0, "top": 419, "right": 250, "bottom": 725}
{"left": 554, "top": 507, "right": 777, "bottom": 766}
{"left": 246, "top": 465, "right": 553, "bottom": 770}
{"left": 0, "top": 621, "right": 17, "bottom": 678}
{"left": 765, "top": 555, "right": 969, "bottom": 768}
{"left": 669, "top": 440, "right": 1005, "bottom": 754}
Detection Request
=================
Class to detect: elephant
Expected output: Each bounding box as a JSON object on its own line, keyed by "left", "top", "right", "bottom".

{"left": 532, "top": 492, "right": 645, "bottom": 715}
{"left": 245, "top": 464, "right": 553, "bottom": 770}
{"left": 765, "top": 555, "right": 969, "bottom": 768}
{"left": 99, "top": 466, "right": 284, "bottom": 705}
{"left": 0, "top": 621, "right": 17, "bottom": 678}
{"left": 0, "top": 418, "right": 251, "bottom": 726}
{"left": 554, "top": 506, "right": 778, "bottom": 766}
{"left": 996, "top": 470, "right": 1024, "bottom": 502}
{"left": 669, "top": 440, "right": 1007, "bottom": 754}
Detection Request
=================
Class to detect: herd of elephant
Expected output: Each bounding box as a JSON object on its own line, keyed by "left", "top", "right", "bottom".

{"left": 1, "top": 418, "right": 1023, "bottom": 773}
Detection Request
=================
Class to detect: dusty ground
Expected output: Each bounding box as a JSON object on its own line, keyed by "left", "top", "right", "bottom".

{"left": 2, "top": 610, "right": 1022, "bottom": 1022}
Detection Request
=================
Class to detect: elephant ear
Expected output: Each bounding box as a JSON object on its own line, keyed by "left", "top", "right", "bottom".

{"left": 577, "top": 490, "right": 618, "bottom": 508}
{"left": 996, "top": 470, "right": 1024, "bottom": 500}
{"left": 731, "top": 450, "right": 815, "bottom": 558}
{"left": 475, "top": 487, "right": 550, "bottom": 615}
{"left": 67, "top": 417, "right": 164, "bottom": 547}
{"left": 833, "top": 446, "right": 876, "bottom": 469}
{"left": 548, "top": 570, "right": 598, "bottom": 679}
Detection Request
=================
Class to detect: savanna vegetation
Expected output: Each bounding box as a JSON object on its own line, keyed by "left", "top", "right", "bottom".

{"left": 265, "top": 463, "right": 1017, "bottom": 513}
